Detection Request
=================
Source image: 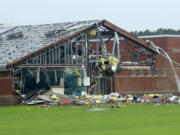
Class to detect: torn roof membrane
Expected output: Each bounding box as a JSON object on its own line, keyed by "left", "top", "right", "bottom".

{"left": 0, "top": 20, "right": 98, "bottom": 66}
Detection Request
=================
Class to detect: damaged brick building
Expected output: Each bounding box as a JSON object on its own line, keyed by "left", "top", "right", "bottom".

{"left": 0, "top": 20, "right": 180, "bottom": 105}
{"left": 113, "top": 35, "right": 180, "bottom": 93}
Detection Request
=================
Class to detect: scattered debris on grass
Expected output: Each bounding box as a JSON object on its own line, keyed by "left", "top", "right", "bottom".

{"left": 22, "top": 91, "right": 180, "bottom": 106}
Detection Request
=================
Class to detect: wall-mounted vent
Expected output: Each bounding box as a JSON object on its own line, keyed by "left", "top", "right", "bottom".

{"left": 7, "top": 31, "right": 23, "bottom": 39}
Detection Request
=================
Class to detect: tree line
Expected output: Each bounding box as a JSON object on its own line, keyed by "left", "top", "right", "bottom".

{"left": 130, "top": 28, "right": 180, "bottom": 36}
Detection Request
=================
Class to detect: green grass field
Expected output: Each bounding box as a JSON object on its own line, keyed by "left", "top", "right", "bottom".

{"left": 0, "top": 104, "right": 180, "bottom": 135}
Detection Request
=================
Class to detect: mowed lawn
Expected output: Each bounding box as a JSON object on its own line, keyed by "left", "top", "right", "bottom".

{"left": 0, "top": 104, "right": 180, "bottom": 135}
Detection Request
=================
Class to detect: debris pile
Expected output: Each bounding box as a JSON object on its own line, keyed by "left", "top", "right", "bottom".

{"left": 60, "top": 97, "right": 73, "bottom": 105}
{"left": 23, "top": 91, "right": 180, "bottom": 105}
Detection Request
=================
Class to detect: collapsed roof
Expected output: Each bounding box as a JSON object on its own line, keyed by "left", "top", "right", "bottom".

{"left": 0, "top": 20, "right": 98, "bottom": 66}
{"left": 0, "top": 20, "right": 157, "bottom": 67}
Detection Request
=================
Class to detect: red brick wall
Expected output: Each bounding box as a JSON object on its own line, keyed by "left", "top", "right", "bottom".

{"left": 114, "top": 77, "right": 177, "bottom": 93}
{"left": 113, "top": 36, "right": 180, "bottom": 93}
{"left": 0, "top": 72, "right": 14, "bottom": 95}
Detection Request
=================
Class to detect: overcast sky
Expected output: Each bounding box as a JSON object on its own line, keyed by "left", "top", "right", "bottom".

{"left": 0, "top": 0, "right": 179, "bottom": 31}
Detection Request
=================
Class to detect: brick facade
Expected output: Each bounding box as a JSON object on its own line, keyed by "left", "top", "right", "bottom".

{"left": 0, "top": 72, "right": 14, "bottom": 95}
{"left": 113, "top": 36, "right": 180, "bottom": 93}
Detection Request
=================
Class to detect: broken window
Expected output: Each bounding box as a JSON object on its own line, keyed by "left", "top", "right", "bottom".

{"left": 139, "top": 69, "right": 144, "bottom": 76}
{"left": 131, "top": 69, "right": 136, "bottom": 76}
{"left": 132, "top": 54, "right": 139, "bottom": 61}
{"left": 147, "top": 69, "right": 151, "bottom": 76}
{"left": 155, "top": 69, "right": 160, "bottom": 76}
{"left": 162, "top": 69, "right": 167, "bottom": 76}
